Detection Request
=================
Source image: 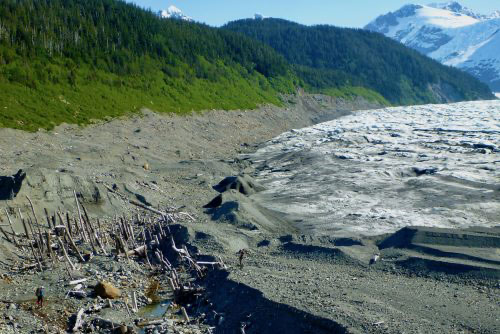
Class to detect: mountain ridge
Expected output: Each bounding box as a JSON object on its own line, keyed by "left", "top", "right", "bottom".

{"left": 224, "top": 18, "right": 494, "bottom": 105}
{"left": 428, "top": 2, "right": 500, "bottom": 20}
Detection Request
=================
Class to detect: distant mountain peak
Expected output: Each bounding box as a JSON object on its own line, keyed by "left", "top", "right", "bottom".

{"left": 365, "top": 2, "right": 500, "bottom": 92}
{"left": 159, "top": 5, "right": 192, "bottom": 21}
{"left": 427, "top": 2, "right": 500, "bottom": 21}
{"left": 487, "top": 10, "right": 500, "bottom": 19}
{"left": 427, "top": 2, "right": 481, "bottom": 19}
{"left": 428, "top": 1, "right": 464, "bottom": 12}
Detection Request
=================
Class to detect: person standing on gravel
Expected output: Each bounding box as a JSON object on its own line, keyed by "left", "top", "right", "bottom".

{"left": 369, "top": 253, "right": 380, "bottom": 265}
{"left": 35, "top": 286, "right": 45, "bottom": 308}
{"left": 238, "top": 249, "right": 248, "bottom": 268}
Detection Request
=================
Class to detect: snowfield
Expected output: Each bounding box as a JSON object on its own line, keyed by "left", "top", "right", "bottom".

{"left": 249, "top": 101, "right": 500, "bottom": 236}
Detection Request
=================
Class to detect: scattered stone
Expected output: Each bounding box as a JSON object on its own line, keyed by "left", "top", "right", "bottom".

{"left": 473, "top": 143, "right": 495, "bottom": 151}
{"left": 94, "top": 281, "right": 122, "bottom": 299}
{"left": 412, "top": 167, "right": 438, "bottom": 176}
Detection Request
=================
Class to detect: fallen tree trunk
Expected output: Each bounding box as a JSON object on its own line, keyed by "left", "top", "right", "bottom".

{"left": 104, "top": 184, "right": 167, "bottom": 217}
{"left": 72, "top": 308, "right": 85, "bottom": 332}
{"left": 57, "top": 236, "right": 76, "bottom": 271}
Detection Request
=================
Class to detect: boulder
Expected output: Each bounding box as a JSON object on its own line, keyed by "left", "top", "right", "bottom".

{"left": 94, "top": 281, "right": 121, "bottom": 299}
{"left": 213, "top": 174, "right": 265, "bottom": 195}
{"left": 0, "top": 169, "right": 26, "bottom": 200}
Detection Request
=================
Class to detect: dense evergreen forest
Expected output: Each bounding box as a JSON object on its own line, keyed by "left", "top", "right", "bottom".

{"left": 224, "top": 18, "right": 494, "bottom": 105}
{"left": 0, "top": 0, "right": 291, "bottom": 78}
{"left": 0, "top": 1, "right": 494, "bottom": 131}
{"left": 0, "top": 0, "right": 297, "bottom": 130}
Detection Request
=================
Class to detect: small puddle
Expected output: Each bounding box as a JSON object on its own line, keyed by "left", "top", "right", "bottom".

{"left": 137, "top": 279, "right": 172, "bottom": 333}
{"left": 141, "top": 278, "right": 171, "bottom": 318}
{"left": 138, "top": 300, "right": 171, "bottom": 319}
{"left": 137, "top": 300, "right": 172, "bottom": 334}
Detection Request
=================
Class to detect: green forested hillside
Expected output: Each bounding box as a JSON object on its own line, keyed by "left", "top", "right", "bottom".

{"left": 224, "top": 18, "right": 494, "bottom": 105}
{"left": 0, "top": 0, "right": 296, "bottom": 131}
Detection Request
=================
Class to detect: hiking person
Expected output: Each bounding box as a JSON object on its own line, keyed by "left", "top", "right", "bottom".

{"left": 35, "top": 286, "right": 45, "bottom": 307}
{"left": 369, "top": 253, "right": 380, "bottom": 265}
{"left": 238, "top": 249, "right": 248, "bottom": 268}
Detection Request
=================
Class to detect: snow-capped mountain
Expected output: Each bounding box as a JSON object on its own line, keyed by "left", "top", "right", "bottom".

{"left": 487, "top": 10, "right": 500, "bottom": 20}
{"left": 365, "top": 2, "right": 500, "bottom": 92}
{"left": 159, "top": 5, "right": 192, "bottom": 21}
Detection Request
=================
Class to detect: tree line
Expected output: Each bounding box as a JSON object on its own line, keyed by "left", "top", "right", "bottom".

{"left": 224, "top": 18, "right": 494, "bottom": 104}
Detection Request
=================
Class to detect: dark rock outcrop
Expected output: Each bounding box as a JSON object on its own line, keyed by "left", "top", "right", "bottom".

{"left": 412, "top": 167, "right": 438, "bottom": 176}
{"left": 0, "top": 170, "right": 26, "bottom": 200}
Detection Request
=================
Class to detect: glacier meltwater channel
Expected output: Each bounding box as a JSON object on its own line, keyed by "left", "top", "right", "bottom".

{"left": 248, "top": 100, "right": 500, "bottom": 236}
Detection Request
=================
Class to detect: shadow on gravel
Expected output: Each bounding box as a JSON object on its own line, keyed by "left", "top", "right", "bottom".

{"left": 280, "top": 242, "right": 359, "bottom": 265}
{"left": 203, "top": 270, "right": 347, "bottom": 334}
{"left": 279, "top": 235, "right": 363, "bottom": 247}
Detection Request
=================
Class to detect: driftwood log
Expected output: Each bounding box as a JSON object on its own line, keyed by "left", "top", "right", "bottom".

{"left": 57, "top": 236, "right": 76, "bottom": 271}
{"left": 72, "top": 308, "right": 85, "bottom": 332}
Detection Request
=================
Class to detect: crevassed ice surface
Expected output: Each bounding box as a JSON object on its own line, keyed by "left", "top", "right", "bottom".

{"left": 249, "top": 101, "right": 500, "bottom": 236}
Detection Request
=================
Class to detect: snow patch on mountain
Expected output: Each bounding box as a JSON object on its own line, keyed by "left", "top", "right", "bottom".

{"left": 427, "top": 2, "right": 483, "bottom": 19}
{"left": 159, "top": 5, "right": 192, "bottom": 21}
{"left": 365, "top": 2, "right": 500, "bottom": 91}
{"left": 411, "top": 5, "right": 478, "bottom": 28}
{"left": 488, "top": 10, "right": 500, "bottom": 20}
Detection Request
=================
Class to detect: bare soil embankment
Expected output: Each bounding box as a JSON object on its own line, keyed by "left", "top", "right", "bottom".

{"left": 1, "top": 94, "right": 498, "bottom": 334}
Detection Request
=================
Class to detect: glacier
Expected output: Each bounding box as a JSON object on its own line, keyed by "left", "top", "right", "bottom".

{"left": 247, "top": 100, "right": 500, "bottom": 237}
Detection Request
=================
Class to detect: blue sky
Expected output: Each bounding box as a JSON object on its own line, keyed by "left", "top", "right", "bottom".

{"left": 126, "top": 1, "right": 499, "bottom": 27}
